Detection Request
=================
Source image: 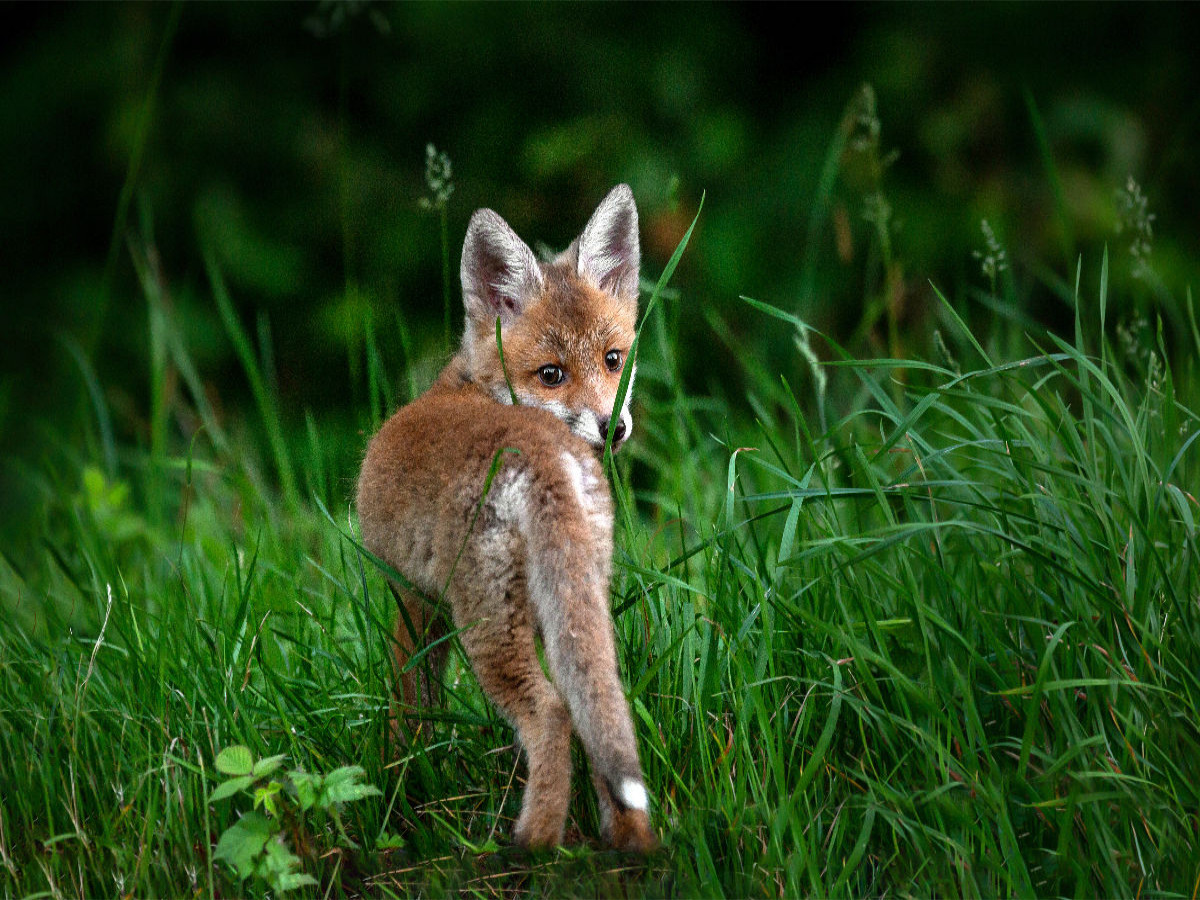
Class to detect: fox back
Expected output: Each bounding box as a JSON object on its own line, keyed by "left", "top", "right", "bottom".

{"left": 356, "top": 184, "right": 657, "bottom": 852}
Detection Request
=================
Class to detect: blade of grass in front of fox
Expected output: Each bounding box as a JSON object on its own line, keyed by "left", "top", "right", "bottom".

{"left": 315, "top": 493, "right": 436, "bottom": 610}
{"left": 439, "top": 446, "right": 522, "bottom": 604}
{"left": 604, "top": 191, "right": 705, "bottom": 478}
{"left": 496, "top": 316, "right": 520, "bottom": 406}
{"left": 320, "top": 490, "right": 487, "bottom": 728}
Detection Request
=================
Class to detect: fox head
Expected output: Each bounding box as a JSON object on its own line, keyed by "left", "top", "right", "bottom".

{"left": 459, "top": 184, "right": 640, "bottom": 453}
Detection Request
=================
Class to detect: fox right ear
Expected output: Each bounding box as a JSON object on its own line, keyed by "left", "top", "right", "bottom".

{"left": 461, "top": 209, "right": 544, "bottom": 325}
{"left": 576, "top": 183, "right": 640, "bottom": 304}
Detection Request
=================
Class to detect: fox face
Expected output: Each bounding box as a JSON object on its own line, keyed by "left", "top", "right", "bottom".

{"left": 459, "top": 184, "right": 640, "bottom": 452}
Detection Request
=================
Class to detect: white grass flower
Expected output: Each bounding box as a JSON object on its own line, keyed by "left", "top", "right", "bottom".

{"left": 419, "top": 144, "right": 454, "bottom": 211}
{"left": 1115, "top": 175, "right": 1154, "bottom": 280}
{"left": 972, "top": 219, "right": 1008, "bottom": 294}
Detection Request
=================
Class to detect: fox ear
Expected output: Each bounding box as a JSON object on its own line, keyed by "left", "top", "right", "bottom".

{"left": 576, "top": 183, "right": 640, "bottom": 303}
{"left": 461, "top": 209, "right": 544, "bottom": 324}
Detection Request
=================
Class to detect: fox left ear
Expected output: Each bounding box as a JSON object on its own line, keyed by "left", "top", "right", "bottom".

{"left": 461, "top": 208, "right": 544, "bottom": 325}
{"left": 576, "top": 184, "right": 640, "bottom": 304}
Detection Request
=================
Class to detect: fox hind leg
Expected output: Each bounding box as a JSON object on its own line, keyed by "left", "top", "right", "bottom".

{"left": 389, "top": 584, "right": 450, "bottom": 743}
{"left": 455, "top": 573, "right": 573, "bottom": 850}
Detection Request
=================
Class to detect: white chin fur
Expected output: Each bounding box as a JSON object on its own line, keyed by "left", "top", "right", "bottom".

{"left": 620, "top": 779, "right": 649, "bottom": 811}
{"left": 574, "top": 411, "right": 603, "bottom": 446}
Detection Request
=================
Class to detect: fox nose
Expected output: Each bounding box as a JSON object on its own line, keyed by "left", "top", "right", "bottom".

{"left": 599, "top": 417, "right": 627, "bottom": 444}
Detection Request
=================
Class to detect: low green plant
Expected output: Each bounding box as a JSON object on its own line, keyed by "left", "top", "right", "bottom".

{"left": 209, "top": 745, "right": 382, "bottom": 893}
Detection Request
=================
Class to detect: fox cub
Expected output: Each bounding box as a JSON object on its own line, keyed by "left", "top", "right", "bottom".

{"left": 356, "top": 185, "right": 657, "bottom": 852}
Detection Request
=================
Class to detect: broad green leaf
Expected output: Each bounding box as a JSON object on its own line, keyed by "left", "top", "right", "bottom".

{"left": 320, "top": 766, "right": 382, "bottom": 805}
{"left": 252, "top": 753, "right": 287, "bottom": 779}
{"left": 290, "top": 770, "right": 322, "bottom": 811}
{"left": 214, "top": 745, "right": 254, "bottom": 777}
{"left": 208, "top": 774, "right": 255, "bottom": 804}
{"left": 253, "top": 780, "right": 282, "bottom": 817}
{"left": 214, "top": 811, "right": 272, "bottom": 879}
{"left": 376, "top": 832, "right": 406, "bottom": 850}
{"left": 275, "top": 872, "right": 319, "bottom": 892}
{"left": 257, "top": 837, "right": 304, "bottom": 884}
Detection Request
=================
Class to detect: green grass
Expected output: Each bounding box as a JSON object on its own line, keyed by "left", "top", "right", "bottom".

{"left": 5, "top": 172, "right": 1200, "bottom": 897}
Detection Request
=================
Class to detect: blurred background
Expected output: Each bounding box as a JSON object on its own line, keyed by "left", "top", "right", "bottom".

{"left": 3, "top": 1, "right": 1199, "bottom": 545}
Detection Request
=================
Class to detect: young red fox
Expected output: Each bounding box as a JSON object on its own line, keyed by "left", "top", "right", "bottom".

{"left": 356, "top": 185, "right": 657, "bottom": 852}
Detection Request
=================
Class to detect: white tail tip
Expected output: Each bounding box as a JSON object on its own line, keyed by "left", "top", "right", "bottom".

{"left": 620, "top": 779, "right": 649, "bottom": 811}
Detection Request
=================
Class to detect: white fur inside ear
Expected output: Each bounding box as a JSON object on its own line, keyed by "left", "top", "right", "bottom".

{"left": 620, "top": 779, "right": 649, "bottom": 811}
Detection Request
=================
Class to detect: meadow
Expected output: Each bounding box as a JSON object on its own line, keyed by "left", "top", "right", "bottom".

{"left": 3, "top": 5, "right": 1200, "bottom": 897}
{"left": 4, "top": 176, "right": 1200, "bottom": 896}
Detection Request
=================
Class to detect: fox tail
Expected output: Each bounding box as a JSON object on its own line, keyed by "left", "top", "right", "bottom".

{"left": 521, "top": 451, "right": 654, "bottom": 838}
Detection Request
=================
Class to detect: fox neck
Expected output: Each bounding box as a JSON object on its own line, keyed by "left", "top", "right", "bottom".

{"left": 432, "top": 344, "right": 529, "bottom": 409}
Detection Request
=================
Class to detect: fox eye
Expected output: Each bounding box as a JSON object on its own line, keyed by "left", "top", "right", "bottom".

{"left": 604, "top": 349, "right": 623, "bottom": 371}
{"left": 537, "top": 364, "right": 565, "bottom": 387}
